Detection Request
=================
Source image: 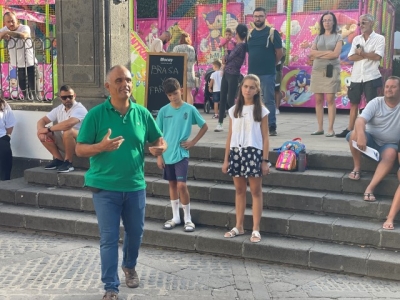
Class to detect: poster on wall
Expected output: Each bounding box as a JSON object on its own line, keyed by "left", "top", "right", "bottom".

{"left": 136, "top": 19, "right": 159, "bottom": 49}
{"left": 166, "top": 18, "right": 194, "bottom": 52}
{"left": 130, "top": 31, "right": 148, "bottom": 106}
{"left": 196, "top": 3, "right": 244, "bottom": 65}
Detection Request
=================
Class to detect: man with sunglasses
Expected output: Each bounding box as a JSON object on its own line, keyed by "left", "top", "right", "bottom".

{"left": 36, "top": 85, "right": 88, "bottom": 172}
{"left": 336, "top": 14, "right": 385, "bottom": 138}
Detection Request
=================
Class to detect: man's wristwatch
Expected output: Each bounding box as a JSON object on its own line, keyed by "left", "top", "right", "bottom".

{"left": 47, "top": 126, "right": 52, "bottom": 133}
{"left": 262, "top": 159, "right": 270, "bottom": 163}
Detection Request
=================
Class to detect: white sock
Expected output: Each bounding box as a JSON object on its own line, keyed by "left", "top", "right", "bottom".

{"left": 182, "top": 203, "right": 191, "bottom": 223}
{"left": 171, "top": 199, "right": 181, "bottom": 223}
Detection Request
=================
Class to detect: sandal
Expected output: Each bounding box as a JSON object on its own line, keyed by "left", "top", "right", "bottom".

{"left": 363, "top": 193, "right": 376, "bottom": 202}
{"left": 311, "top": 130, "right": 324, "bottom": 135}
{"left": 163, "top": 219, "right": 179, "bottom": 230}
{"left": 184, "top": 221, "right": 195, "bottom": 232}
{"left": 224, "top": 227, "right": 244, "bottom": 238}
{"left": 383, "top": 221, "right": 394, "bottom": 230}
{"left": 250, "top": 231, "right": 261, "bottom": 243}
{"left": 348, "top": 171, "right": 360, "bottom": 180}
{"left": 325, "top": 131, "right": 335, "bottom": 137}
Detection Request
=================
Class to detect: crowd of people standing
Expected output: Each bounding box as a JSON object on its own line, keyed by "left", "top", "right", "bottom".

{"left": 1, "top": 8, "right": 399, "bottom": 300}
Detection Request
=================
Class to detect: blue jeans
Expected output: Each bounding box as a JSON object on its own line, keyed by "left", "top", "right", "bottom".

{"left": 259, "top": 74, "right": 276, "bottom": 130}
{"left": 92, "top": 189, "right": 146, "bottom": 293}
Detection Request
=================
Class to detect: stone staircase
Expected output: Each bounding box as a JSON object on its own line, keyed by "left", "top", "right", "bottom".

{"left": 1, "top": 144, "right": 400, "bottom": 281}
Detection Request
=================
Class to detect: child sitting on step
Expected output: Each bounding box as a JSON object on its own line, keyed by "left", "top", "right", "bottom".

{"left": 156, "top": 78, "right": 208, "bottom": 232}
{"left": 222, "top": 74, "right": 270, "bottom": 243}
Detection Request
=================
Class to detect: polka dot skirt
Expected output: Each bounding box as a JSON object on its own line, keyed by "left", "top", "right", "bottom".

{"left": 227, "top": 147, "right": 263, "bottom": 178}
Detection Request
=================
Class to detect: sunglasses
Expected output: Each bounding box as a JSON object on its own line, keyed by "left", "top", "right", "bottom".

{"left": 358, "top": 21, "right": 369, "bottom": 26}
{"left": 60, "top": 95, "right": 74, "bottom": 100}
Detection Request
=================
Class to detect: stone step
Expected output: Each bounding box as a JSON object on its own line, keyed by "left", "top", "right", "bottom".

{"left": 0, "top": 202, "right": 399, "bottom": 281}
{"left": 20, "top": 168, "right": 398, "bottom": 220}
{"left": 1, "top": 179, "right": 398, "bottom": 251}
{"left": 69, "top": 143, "right": 397, "bottom": 174}
{"left": 4, "top": 177, "right": 395, "bottom": 222}
{"left": 26, "top": 157, "right": 399, "bottom": 196}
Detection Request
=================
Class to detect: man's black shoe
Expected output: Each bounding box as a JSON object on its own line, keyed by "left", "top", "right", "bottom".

{"left": 44, "top": 158, "right": 63, "bottom": 170}
{"left": 57, "top": 161, "right": 74, "bottom": 173}
{"left": 335, "top": 129, "right": 350, "bottom": 138}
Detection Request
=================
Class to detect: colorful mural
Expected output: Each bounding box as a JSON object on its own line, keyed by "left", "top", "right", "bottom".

{"left": 196, "top": 3, "right": 243, "bottom": 65}
{"left": 130, "top": 31, "right": 148, "bottom": 106}
{"left": 0, "top": 62, "right": 54, "bottom": 100}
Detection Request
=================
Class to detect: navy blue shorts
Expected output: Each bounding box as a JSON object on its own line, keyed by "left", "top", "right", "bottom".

{"left": 212, "top": 92, "right": 220, "bottom": 103}
{"left": 163, "top": 158, "right": 189, "bottom": 182}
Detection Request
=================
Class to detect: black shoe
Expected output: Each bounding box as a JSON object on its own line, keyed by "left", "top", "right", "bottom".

{"left": 44, "top": 158, "right": 63, "bottom": 170}
{"left": 269, "top": 130, "right": 277, "bottom": 136}
{"left": 335, "top": 128, "right": 350, "bottom": 138}
{"left": 57, "top": 161, "right": 74, "bottom": 173}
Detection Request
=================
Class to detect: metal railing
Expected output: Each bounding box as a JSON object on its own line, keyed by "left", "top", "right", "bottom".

{"left": 0, "top": 37, "right": 56, "bottom": 102}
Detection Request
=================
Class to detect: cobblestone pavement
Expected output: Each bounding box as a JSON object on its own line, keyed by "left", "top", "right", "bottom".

{"left": 1, "top": 227, "right": 400, "bottom": 300}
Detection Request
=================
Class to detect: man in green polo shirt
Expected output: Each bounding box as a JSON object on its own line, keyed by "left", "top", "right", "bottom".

{"left": 76, "top": 65, "right": 166, "bottom": 300}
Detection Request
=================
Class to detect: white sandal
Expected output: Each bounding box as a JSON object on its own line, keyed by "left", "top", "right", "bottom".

{"left": 250, "top": 231, "right": 261, "bottom": 243}
{"left": 224, "top": 227, "right": 244, "bottom": 238}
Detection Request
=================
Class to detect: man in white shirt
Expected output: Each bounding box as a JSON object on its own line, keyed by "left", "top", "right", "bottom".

{"left": 149, "top": 31, "right": 171, "bottom": 52}
{"left": 346, "top": 77, "right": 400, "bottom": 202}
{"left": 37, "top": 85, "right": 88, "bottom": 173}
{"left": 0, "top": 12, "right": 37, "bottom": 100}
{"left": 336, "top": 14, "right": 385, "bottom": 138}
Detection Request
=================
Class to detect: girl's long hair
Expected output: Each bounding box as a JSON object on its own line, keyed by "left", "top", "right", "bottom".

{"left": 234, "top": 74, "right": 263, "bottom": 122}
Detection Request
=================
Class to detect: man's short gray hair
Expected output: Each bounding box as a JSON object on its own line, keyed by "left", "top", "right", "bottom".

{"left": 360, "top": 14, "right": 375, "bottom": 23}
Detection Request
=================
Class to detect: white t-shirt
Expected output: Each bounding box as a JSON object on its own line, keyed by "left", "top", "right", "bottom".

{"left": 46, "top": 102, "right": 88, "bottom": 131}
{"left": 229, "top": 104, "right": 269, "bottom": 150}
{"left": 360, "top": 97, "right": 400, "bottom": 146}
{"left": 349, "top": 32, "right": 385, "bottom": 83}
{"left": 149, "top": 38, "right": 164, "bottom": 52}
{"left": 0, "top": 102, "right": 17, "bottom": 138}
{"left": 0, "top": 25, "right": 36, "bottom": 67}
{"left": 210, "top": 70, "right": 223, "bottom": 92}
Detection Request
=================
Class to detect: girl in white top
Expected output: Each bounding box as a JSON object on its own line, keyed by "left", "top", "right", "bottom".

{"left": 222, "top": 74, "right": 270, "bottom": 243}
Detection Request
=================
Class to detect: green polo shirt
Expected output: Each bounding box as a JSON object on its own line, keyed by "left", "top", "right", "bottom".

{"left": 77, "top": 98, "right": 163, "bottom": 192}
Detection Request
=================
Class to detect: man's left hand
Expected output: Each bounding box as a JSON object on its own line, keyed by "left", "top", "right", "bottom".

{"left": 149, "top": 138, "right": 167, "bottom": 156}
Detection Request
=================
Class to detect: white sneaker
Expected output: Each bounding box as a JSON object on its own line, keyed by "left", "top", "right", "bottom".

{"left": 214, "top": 124, "right": 223, "bottom": 132}
{"left": 276, "top": 109, "right": 280, "bottom": 115}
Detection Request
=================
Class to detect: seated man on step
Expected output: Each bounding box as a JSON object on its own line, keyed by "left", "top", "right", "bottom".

{"left": 346, "top": 76, "right": 400, "bottom": 202}
{"left": 37, "top": 85, "right": 88, "bottom": 173}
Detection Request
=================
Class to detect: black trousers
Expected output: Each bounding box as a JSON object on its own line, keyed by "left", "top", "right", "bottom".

{"left": 17, "top": 65, "right": 36, "bottom": 96}
{"left": 218, "top": 72, "right": 241, "bottom": 124}
{"left": 0, "top": 135, "right": 12, "bottom": 180}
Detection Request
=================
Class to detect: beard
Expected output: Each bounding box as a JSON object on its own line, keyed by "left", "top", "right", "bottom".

{"left": 254, "top": 20, "right": 265, "bottom": 28}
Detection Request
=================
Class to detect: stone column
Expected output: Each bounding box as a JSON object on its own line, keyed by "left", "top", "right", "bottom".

{"left": 55, "top": 0, "right": 131, "bottom": 108}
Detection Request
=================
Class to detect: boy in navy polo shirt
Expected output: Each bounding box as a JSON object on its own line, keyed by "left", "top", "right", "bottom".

{"left": 156, "top": 78, "right": 208, "bottom": 232}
